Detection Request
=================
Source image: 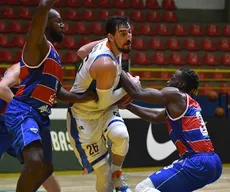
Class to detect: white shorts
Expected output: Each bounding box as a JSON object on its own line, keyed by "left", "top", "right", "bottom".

{"left": 66, "top": 106, "right": 127, "bottom": 173}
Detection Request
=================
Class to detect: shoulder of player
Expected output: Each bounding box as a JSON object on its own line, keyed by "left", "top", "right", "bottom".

{"left": 160, "top": 87, "right": 183, "bottom": 101}
{"left": 91, "top": 56, "right": 116, "bottom": 72}
{"left": 161, "top": 87, "right": 179, "bottom": 93}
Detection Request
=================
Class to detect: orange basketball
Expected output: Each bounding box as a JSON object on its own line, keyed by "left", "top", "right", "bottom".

{"left": 214, "top": 107, "right": 225, "bottom": 117}
{"left": 208, "top": 90, "right": 218, "bottom": 101}
{"left": 116, "top": 94, "right": 133, "bottom": 105}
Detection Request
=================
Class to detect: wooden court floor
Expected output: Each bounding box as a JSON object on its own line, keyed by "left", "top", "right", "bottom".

{"left": 0, "top": 167, "right": 229, "bottom": 192}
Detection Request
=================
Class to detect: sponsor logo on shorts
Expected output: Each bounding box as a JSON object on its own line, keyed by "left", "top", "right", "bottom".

{"left": 79, "top": 126, "right": 84, "bottom": 130}
{"left": 38, "top": 105, "right": 51, "bottom": 114}
{"left": 30, "top": 127, "right": 38, "bottom": 134}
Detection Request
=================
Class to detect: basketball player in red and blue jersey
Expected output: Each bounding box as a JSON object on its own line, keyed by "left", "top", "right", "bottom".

{"left": 119, "top": 68, "right": 222, "bottom": 192}
{"left": 0, "top": 63, "right": 62, "bottom": 192}
{"left": 4, "top": 1, "right": 97, "bottom": 191}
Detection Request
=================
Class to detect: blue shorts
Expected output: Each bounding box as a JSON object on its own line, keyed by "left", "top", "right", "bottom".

{"left": 0, "top": 130, "right": 16, "bottom": 159}
{"left": 149, "top": 152, "right": 222, "bottom": 192}
{"left": 5, "top": 99, "right": 52, "bottom": 163}
{"left": 0, "top": 120, "right": 24, "bottom": 164}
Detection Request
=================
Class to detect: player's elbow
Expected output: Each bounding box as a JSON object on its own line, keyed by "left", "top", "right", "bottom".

{"left": 151, "top": 116, "right": 163, "bottom": 124}
{"left": 0, "top": 84, "right": 11, "bottom": 100}
{"left": 0, "top": 84, "right": 8, "bottom": 93}
{"left": 77, "top": 49, "right": 87, "bottom": 60}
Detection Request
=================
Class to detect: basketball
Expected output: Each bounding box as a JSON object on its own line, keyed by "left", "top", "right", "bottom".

{"left": 116, "top": 94, "right": 133, "bottom": 105}
{"left": 208, "top": 90, "right": 218, "bottom": 101}
{"left": 214, "top": 107, "right": 225, "bottom": 117}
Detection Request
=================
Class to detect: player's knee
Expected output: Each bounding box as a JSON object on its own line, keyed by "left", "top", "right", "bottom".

{"left": 110, "top": 126, "right": 129, "bottom": 140}
{"left": 26, "top": 151, "right": 43, "bottom": 168}
{"left": 135, "top": 178, "right": 158, "bottom": 192}
{"left": 135, "top": 181, "right": 146, "bottom": 192}
{"left": 23, "top": 141, "right": 44, "bottom": 170}
{"left": 109, "top": 126, "right": 130, "bottom": 156}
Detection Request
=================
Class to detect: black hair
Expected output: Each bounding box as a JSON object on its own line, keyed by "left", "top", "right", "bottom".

{"left": 105, "top": 16, "right": 130, "bottom": 35}
{"left": 180, "top": 68, "right": 199, "bottom": 93}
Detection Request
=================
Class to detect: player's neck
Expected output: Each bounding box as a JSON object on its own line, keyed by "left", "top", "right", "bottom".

{"left": 107, "top": 42, "right": 121, "bottom": 58}
{"left": 45, "top": 33, "right": 55, "bottom": 44}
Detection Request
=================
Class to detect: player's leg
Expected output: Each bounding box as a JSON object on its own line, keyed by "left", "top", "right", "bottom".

{"left": 207, "top": 152, "right": 222, "bottom": 184}
{"left": 4, "top": 100, "right": 54, "bottom": 191}
{"left": 6, "top": 145, "right": 60, "bottom": 192}
{"left": 141, "top": 156, "right": 220, "bottom": 192}
{"left": 104, "top": 108, "right": 131, "bottom": 191}
{"left": 34, "top": 125, "right": 56, "bottom": 191}
{"left": 3, "top": 129, "right": 61, "bottom": 192}
{"left": 67, "top": 108, "right": 113, "bottom": 192}
{"left": 94, "top": 161, "right": 113, "bottom": 192}
{"left": 182, "top": 152, "right": 222, "bottom": 190}
{"left": 42, "top": 173, "right": 61, "bottom": 192}
{"left": 6, "top": 118, "right": 53, "bottom": 192}
{"left": 16, "top": 140, "right": 53, "bottom": 192}
{"left": 149, "top": 159, "right": 197, "bottom": 192}
{"left": 108, "top": 125, "right": 130, "bottom": 190}
{"left": 6, "top": 137, "right": 59, "bottom": 192}
{"left": 40, "top": 127, "right": 61, "bottom": 192}
{"left": 135, "top": 178, "right": 160, "bottom": 192}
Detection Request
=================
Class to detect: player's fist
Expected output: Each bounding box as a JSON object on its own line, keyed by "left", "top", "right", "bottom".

{"left": 127, "top": 72, "right": 141, "bottom": 86}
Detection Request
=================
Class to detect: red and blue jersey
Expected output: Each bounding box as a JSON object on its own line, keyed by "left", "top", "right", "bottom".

{"left": 166, "top": 94, "right": 214, "bottom": 157}
{"left": 14, "top": 43, "right": 63, "bottom": 116}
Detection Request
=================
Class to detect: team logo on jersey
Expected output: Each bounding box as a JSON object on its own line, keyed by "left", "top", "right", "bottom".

{"left": 146, "top": 123, "right": 176, "bottom": 161}
{"left": 38, "top": 105, "right": 51, "bottom": 114}
{"left": 30, "top": 127, "right": 38, "bottom": 134}
{"left": 49, "top": 93, "right": 56, "bottom": 105}
{"left": 113, "top": 111, "right": 121, "bottom": 117}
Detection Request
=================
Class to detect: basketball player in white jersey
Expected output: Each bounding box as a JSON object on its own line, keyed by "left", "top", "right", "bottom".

{"left": 67, "top": 16, "right": 138, "bottom": 192}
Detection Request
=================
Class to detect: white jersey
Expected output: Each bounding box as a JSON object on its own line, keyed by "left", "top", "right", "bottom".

{"left": 70, "top": 40, "right": 122, "bottom": 119}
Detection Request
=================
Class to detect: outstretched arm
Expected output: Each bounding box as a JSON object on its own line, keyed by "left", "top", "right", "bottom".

{"left": 126, "top": 104, "right": 166, "bottom": 123}
{"left": 77, "top": 38, "right": 107, "bottom": 60}
{"left": 0, "top": 64, "right": 20, "bottom": 102}
{"left": 120, "top": 71, "right": 179, "bottom": 105}
{"left": 57, "top": 87, "right": 98, "bottom": 103}
{"left": 23, "top": 0, "right": 56, "bottom": 66}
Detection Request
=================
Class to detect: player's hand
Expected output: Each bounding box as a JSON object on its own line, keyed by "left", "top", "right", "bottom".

{"left": 127, "top": 73, "right": 141, "bottom": 86}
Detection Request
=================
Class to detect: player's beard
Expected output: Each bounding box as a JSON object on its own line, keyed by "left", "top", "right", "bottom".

{"left": 51, "top": 29, "right": 64, "bottom": 44}
{"left": 114, "top": 39, "right": 131, "bottom": 54}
